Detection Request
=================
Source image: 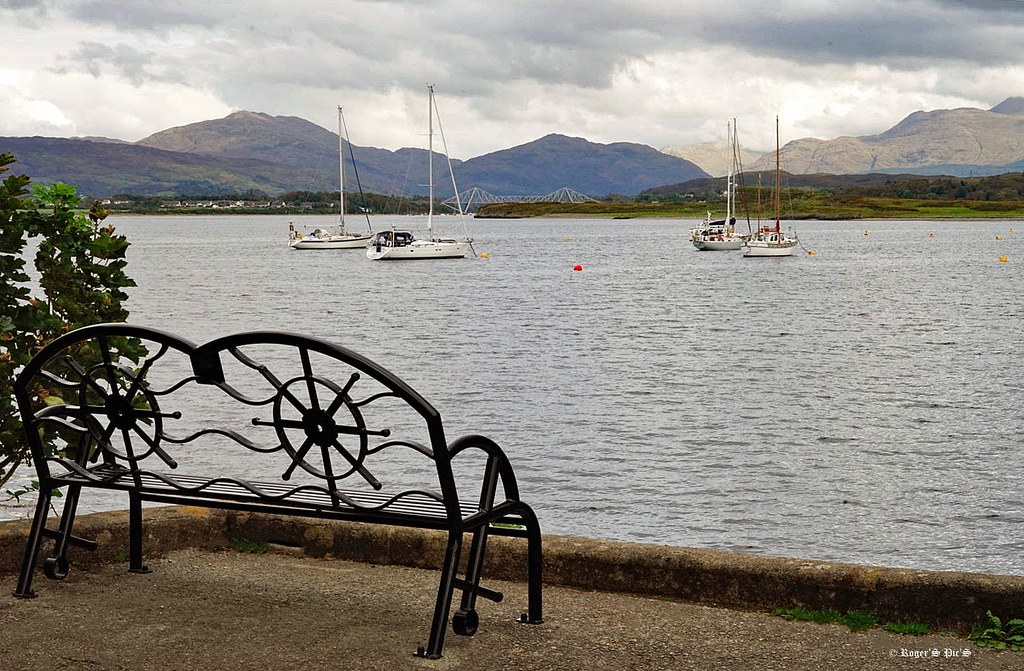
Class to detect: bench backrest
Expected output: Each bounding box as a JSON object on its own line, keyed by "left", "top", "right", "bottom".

{"left": 14, "top": 323, "right": 466, "bottom": 520}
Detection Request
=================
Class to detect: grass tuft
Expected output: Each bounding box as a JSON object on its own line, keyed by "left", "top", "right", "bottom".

{"left": 231, "top": 538, "right": 270, "bottom": 554}
{"left": 883, "top": 621, "right": 932, "bottom": 636}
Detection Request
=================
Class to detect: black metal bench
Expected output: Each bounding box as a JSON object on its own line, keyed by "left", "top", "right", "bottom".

{"left": 12, "top": 323, "right": 543, "bottom": 659}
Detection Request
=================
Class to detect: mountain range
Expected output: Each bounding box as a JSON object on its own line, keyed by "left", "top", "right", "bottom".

{"left": 680, "top": 97, "right": 1024, "bottom": 178}
{"left": 1, "top": 112, "right": 707, "bottom": 198}
{"left": 3, "top": 97, "right": 1024, "bottom": 198}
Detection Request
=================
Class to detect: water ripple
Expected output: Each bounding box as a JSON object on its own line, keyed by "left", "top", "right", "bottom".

{"left": 5, "top": 215, "right": 1022, "bottom": 576}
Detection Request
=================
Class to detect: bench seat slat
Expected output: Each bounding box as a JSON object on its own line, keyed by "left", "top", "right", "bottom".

{"left": 48, "top": 465, "right": 527, "bottom": 529}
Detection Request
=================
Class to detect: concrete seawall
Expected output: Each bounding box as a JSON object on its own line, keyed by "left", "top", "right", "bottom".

{"left": 2, "top": 505, "right": 1022, "bottom": 631}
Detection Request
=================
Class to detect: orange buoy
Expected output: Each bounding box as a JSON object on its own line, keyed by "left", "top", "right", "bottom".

{"left": 480, "top": 253, "right": 489, "bottom": 258}
{"left": 929, "top": 233, "right": 935, "bottom": 238}
{"left": 999, "top": 256, "right": 1009, "bottom": 262}
{"left": 565, "top": 238, "right": 572, "bottom": 241}
{"left": 573, "top": 265, "right": 583, "bottom": 271}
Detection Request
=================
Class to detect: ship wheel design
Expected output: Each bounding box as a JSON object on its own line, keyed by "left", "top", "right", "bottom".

{"left": 73, "top": 359, "right": 179, "bottom": 467}
{"left": 264, "top": 374, "right": 390, "bottom": 488}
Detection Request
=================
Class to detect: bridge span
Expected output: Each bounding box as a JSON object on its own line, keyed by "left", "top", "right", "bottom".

{"left": 442, "top": 186, "right": 597, "bottom": 211}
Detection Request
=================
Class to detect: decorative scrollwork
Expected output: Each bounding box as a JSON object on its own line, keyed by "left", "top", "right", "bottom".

{"left": 255, "top": 373, "right": 390, "bottom": 489}
{"left": 75, "top": 360, "right": 179, "bottom": 468}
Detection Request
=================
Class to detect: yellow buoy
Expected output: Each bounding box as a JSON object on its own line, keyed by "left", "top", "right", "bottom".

{"left": 808, "top": 251, "right": 816, "bottom": 255}
{"left": 565, "top": 238, "right": 572, "bottom": 241}
{"left": 996, "top": 237, "right": 1003, "bottom": 241}
{"left": 863, "top": 231, "right": 869, "bottom": 235}
{"left": 480, "top": 253, "right": 489, "bottom": 258}
{"left": 999, "top": 256, "right": 1009, "bottom": 262}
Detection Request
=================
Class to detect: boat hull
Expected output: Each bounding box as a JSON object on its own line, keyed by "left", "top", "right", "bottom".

{"left": 742, "top": 239, "right": 797, "bottom": 257}
{"left": 290, "top": 234, "right": 372, "bottom": 250}
{"left": 366, "top": 239, "right": 469, "bottom": 260}
{"left": 693, "top": 238, "right": 744, "bottom": 251}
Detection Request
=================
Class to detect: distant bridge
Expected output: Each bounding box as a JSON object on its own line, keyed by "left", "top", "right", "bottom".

{"left": 441, "top": 186, "right": 597, "bottom": 212}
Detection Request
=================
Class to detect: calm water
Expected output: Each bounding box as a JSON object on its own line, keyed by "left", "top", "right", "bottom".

{"left": 5, "top": 214, "right": 1023, "bottom": 576}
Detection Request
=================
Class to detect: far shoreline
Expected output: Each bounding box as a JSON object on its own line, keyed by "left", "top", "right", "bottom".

{"left": 99, "top": 209, "right": 1024, "bottom": 221}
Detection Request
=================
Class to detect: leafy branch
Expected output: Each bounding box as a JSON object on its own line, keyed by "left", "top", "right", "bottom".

{"left": 0, "top": 152, "right": 139, "bottom": 491}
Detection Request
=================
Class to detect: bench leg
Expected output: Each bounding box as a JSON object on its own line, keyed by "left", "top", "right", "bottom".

{"left": 12, "top": 486, "right": 53, "bottom": 598}
{"left": 518, "top": 506, "right": 544, "bottom": 626}
{"left": 451, "top": 525, "right": 493, "bottom": 636}
{"left": 41, "top": 483, "right": 84, "bottom": 581}
{"left": 415, "top": 533, "right": 462, "bottom": 660}
{"left": 128, "top": 491, "right": 150, "bottom": 574}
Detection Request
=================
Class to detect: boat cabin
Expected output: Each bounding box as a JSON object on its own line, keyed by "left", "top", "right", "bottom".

{"left": 371, "top": 230, "right": 415, "bottom": 248}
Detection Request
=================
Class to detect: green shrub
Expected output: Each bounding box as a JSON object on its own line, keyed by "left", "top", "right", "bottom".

{"left": 1, "top": 153, "right": 139, "bottom": 490}
{"left": 970, "top": 611, "right": 1024, "bottom": 651}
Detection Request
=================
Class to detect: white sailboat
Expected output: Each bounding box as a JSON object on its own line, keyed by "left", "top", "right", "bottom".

{"left": 367, "top": 85, "right": 473, "bottom": 261}
{"left": 742, "top": 117, "right": 798, "bottom": 258}
{"left": 691, "top": 119, "right": 746, "bottom": 251}
{"left": 289, "top": 106, "right": 373, "bottom": 250}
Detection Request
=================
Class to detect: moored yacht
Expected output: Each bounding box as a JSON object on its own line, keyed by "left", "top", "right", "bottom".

{"left": 691, "top": 119, "right": 747, "bottom": 251}
{"left": 742, "top": 117, "right": 798, "bottom": 258}
{"left": 366, "top": 85, "right": 473, "bottom": 261}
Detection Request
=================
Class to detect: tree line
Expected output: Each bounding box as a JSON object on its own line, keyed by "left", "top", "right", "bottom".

{"left": 642, "top": 171, "right": 1024, "bottom": 203}
{"left": 95, "top": 190, "right": 437, "bottom": 215}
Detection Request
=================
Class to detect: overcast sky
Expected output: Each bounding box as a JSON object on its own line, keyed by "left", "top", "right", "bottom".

{"left": 3, "top": 0, "right": 1024, "bottom": 158}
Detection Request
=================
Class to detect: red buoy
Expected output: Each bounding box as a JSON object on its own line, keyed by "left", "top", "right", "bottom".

{"left": 573, "top": 265, "right": 583, "bottom": 271}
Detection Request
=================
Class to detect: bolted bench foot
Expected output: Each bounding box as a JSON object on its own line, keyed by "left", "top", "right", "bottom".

{"left": 414, "top": 646, "right": 441, "bottom": 660}
{"left": 518, "top": 612, "right": 545, "bottom": 625}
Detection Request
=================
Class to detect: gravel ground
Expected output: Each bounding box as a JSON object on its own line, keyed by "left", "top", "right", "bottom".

{"left": 1, "top": 548, "right": 1020, "bottom": 671}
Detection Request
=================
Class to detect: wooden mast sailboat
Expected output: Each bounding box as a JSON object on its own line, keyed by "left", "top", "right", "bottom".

{"left": 742, "top": 116, "right": 798, "bottom": 258}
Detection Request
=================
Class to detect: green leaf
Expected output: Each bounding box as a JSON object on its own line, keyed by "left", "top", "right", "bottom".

{"left": 1005, "top": 619, "right": 1024, "bottom": 637}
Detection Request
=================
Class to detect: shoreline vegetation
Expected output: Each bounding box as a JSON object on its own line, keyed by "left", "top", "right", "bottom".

{"left": 472, "top": 195, "right": 1024, "bottom": 220}
{"left": 90, "top": 171, "right": 1024, "bottom": 219}
{"left": 99, "top": 195, "right": 1024, "bottom": 220}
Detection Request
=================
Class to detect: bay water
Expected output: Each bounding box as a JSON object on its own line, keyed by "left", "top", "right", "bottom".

{"left": 4, "top": 214, "right": 1023, "bottom": 576}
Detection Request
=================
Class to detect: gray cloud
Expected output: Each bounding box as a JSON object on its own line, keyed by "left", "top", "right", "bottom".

{"left": 4, "top": 1, "right": 1024, "bottom": 155}
{"left": 53, "top": 42, "right": 172, "bottom": 86}
{"left": 1, "top": 0, "right": 43, "bottom": 9}
{"left": 40, "top": 2, "right": 1024, "bottom": 89}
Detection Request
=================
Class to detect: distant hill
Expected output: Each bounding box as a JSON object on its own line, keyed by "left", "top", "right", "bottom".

{"left": 744, "top": 97, "right": 1024, "bottom": 176}
{"left": 0, "top": 136, "right": 332, "bottom": 197}
{"left": 453, "top": 134, "right": 707, "bottom": 196}
{"left": 136, "top": 111, "right": 441, "bottom": 196}
{"left": 658, "top": 97, "right": 1024, "bottom": 179}
{"left": 660, "top": 141, "right": 761, "bottom": 177}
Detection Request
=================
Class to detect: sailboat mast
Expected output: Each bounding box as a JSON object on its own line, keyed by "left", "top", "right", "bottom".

{"left": 726, "top": 120, "right": 734, "bottom": 225}
{"left": 338, "top": 106, "right": 345, "bottom": 228}
{"left": 427, "top": 85, "right": 434, "bottom": 234}
{"left": 775, "top": 115, "right": 781, "bottom": 228}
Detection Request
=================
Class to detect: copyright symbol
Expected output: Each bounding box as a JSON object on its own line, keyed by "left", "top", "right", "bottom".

{"left": 889, "top": 649, "right": 897, "bottom": 658}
